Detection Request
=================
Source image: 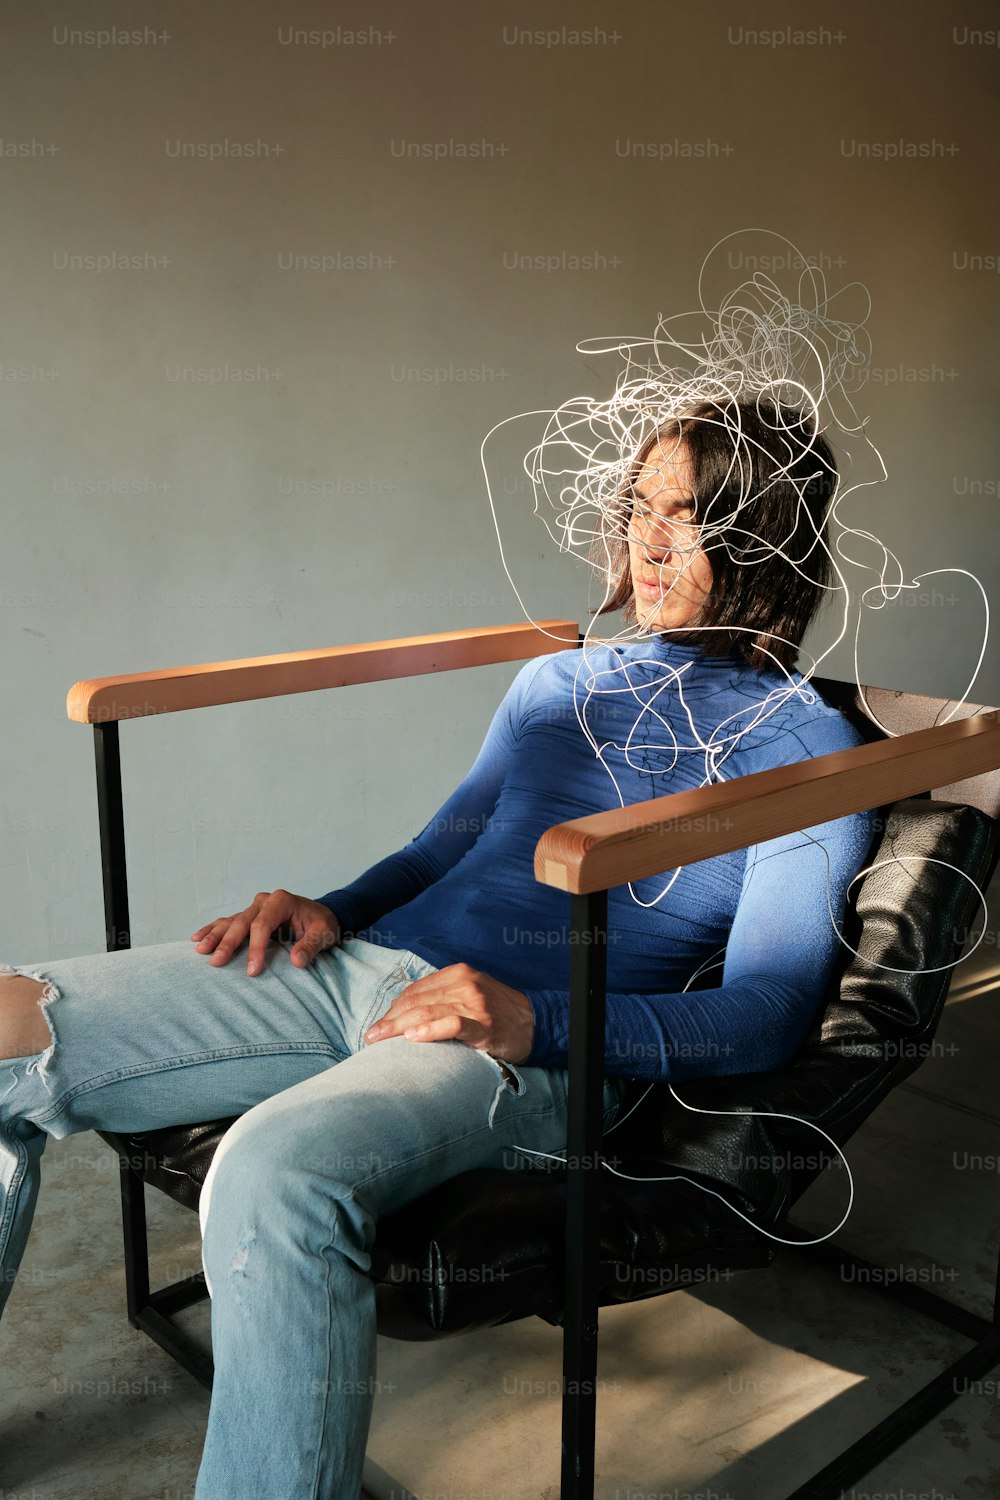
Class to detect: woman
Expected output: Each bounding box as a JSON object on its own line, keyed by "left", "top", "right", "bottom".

{"left": 0, "top": 398, "right": 876, "bottom": 1499}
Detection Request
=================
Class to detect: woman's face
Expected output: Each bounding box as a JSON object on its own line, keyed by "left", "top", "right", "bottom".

{"left": 626, "top": 434, "right": 715, "bottom": 632}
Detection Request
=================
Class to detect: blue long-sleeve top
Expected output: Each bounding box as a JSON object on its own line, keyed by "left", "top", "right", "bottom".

{"left": 316, "top": 634, "right": 878, "bottom": 1081}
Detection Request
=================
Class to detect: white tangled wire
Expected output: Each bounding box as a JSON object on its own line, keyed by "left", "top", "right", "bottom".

{"left": 486, "top": 230, "right": 991, "bottom": 1244}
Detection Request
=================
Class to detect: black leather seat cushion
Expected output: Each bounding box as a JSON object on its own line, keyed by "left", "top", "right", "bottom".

{"left": 97, "top": 799, "right": 998, "bottom": 1338}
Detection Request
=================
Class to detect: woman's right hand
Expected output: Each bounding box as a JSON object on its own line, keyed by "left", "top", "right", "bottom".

{"left": 190, "top": 890, "right": 342, "bottom": 976}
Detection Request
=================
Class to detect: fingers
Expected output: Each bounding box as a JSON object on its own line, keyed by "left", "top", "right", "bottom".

{"left": 366, "top": 973, "right": 485, "bottom": 1043}
{"left": 365, "top": 967, "right": 533, "bottom": 1064}
{"left": 366, "top": 1005, "right": 472, "bottom": 1045}
{"left": 208, "top": 913, "right": 254, "bottom": 967}
{"left": 191, "top": 890, "right": 286, "bottom": 974}
{"left": 366, "top": 974, "right": 453, "bottom": 1032}
{"left": 245, "top": 890, "right": 293, "bottom": 975}
{"left": 377, "top": 966, "right": 463, "bottom": 1009}
{"left": 192, "top": 893, "right": 339, "bottom": 977}
{"left": 192, "top": 918, "right": 234, "bottom": 953}
{"left": 289, "top": 916, "right": 337, "bottom": 968}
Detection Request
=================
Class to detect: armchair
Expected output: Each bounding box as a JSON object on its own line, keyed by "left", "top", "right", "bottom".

{"left": 65, "top": 620, "right": 1000, "bottom": 1499}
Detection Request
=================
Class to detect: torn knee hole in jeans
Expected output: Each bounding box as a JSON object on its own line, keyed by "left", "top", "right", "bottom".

{"left": 0, "top": 963, "right": 60, "bottom": 1101}
{"left": 229, "top": 1225, "right": 257, "bottom": 1317}
{"left": 231, "top": 1228, "right": 256, "bottom": 1274}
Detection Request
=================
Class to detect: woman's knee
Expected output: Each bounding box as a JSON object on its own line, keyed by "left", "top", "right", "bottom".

{"left": 0, "top": 976, "right": 51, "bottom": 1060}
{"left": 198, "top": 1102, "right": 376, "bottom": 1288}
{"left": 199, "top": 1096, "right": 353, "bottom": 1228}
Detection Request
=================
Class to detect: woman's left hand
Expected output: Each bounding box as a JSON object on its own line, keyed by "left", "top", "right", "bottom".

{"left": 364, "top": 962, "right": 534, "bottom": 1064}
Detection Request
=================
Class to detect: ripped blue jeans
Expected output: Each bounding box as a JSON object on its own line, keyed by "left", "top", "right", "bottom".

{"left": 0, "top": 934, "right": 625, "bottom": 1500}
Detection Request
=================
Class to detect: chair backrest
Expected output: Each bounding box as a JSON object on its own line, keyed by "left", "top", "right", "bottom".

{"left": 609, "top": 677, "right": 1000, "bottom": 1228}
{"left": 813, "top": 676, "right": 1000, "bottom": 818}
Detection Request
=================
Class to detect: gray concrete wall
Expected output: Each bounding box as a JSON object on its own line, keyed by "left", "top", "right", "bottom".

{"left": 1, "top": 1, "right": 997, "bottom": 960}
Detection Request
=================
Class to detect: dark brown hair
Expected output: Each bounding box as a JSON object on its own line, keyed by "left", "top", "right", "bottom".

{"left": 592, "top": 396, "right": 838, "bottom": 671}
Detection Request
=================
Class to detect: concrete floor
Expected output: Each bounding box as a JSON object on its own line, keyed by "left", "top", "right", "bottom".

{"left": 2, "top": 871, "right": 1000, "bottom": 1499}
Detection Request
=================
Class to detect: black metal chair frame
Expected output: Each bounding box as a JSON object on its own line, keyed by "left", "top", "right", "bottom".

{"left": 72, "top": 624, "right": 1000, "bottom": 1500}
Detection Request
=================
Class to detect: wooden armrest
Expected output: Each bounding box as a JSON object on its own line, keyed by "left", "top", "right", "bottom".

{"left": 534, "top": 711, "right": 1000, "bottom": 893}
{"left": 66, "top": 619, "right": 580, "bottom": 724}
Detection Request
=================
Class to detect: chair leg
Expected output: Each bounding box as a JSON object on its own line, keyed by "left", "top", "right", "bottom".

{"left": 777, "top": 1229, "right": 1000, "bottom": 1498}
{"left": 118, "top": 1154, "right": 151, "bottom": 1325}
{"left": 560, "top": 889, "right": 608, "bottom": 1500}
{"left": 112, "top": 1143, "right": 215, "bottom": 1385}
